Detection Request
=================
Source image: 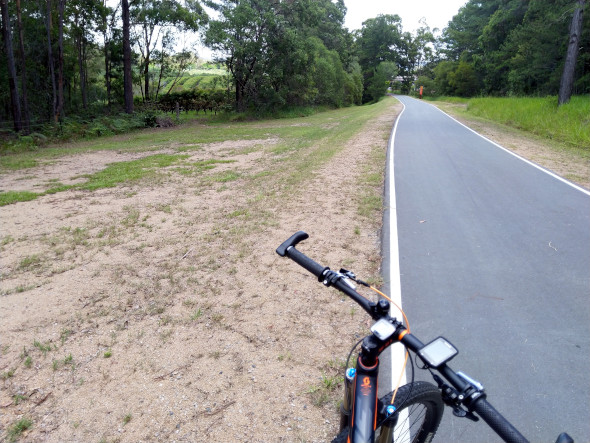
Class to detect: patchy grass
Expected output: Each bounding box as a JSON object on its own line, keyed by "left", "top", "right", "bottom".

{"left": 80, "top": 154, "right": 188, "bottom": 191}
{"left": 0, "top": 154, "right": 189, "bottom": 205}
{"left": 0, "top": 99, "right": 399, "bottom": 442}
{"left": 0, "top": 190, "right": 40, "bottom": 206}
{"left": 6, "top": 417, "right": 32, "bottom": 442}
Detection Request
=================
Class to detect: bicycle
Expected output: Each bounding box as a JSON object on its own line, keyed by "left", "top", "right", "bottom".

{"left": 276, "top": 231, "right": 574, "bottom": 443}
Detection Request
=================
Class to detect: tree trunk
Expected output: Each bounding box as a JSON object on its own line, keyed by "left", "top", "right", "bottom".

{"left": 1, "top": 0, "right": 22, "bottom": 132}
{"left": 155, "top": 47, "right": 166, "bottom": 101}
{"left": 56, "top": 0, "right": 65, "bottom": 121}
{"left": 104, "top": 40, "right": 111, "bottom": 109}
{"left": 15, "top": 0, "right": 30, "bottom": 133}
{"left": 558, "top": 0, "right": 586, "bottom": 105}
{"left": 122, "top": 0, "right": 133, "bottom": 113}
{"left": 143, "top": 25, "right": 151, "bottom": 101}
{"left": 77, "top": 35, "right": 87, "bottom": 108}
{"left": 45, "top": 0, "right": 57, "bottom": 124}
{"left": 73, "top": 8, "right": 88, "bottom": 110}
{"left": 102, "top": 2, "right": 111, "bottom": 110}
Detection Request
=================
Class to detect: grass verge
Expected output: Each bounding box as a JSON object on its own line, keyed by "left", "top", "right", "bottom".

{"left": 1, "top": 101, "right": 394, "bottom": 206}
{"left": 427, "top": 95, "right": 589, "bottom": 150}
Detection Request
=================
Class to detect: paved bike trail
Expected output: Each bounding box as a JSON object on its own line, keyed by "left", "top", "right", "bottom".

{"left": 381, "top": 96, "right": 590, "bottom": 443}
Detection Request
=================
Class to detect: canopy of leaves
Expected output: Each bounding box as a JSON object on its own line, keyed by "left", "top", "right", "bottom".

{"left": 204, "top": 0, "right": 360, "bottom": 111}
{"left": 434, "top": 0, "right": 589, "bottom": 97}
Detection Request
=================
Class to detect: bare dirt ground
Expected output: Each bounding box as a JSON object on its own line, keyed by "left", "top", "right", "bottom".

{"left": 0, "top": 97, "right": 587, "bottom": 443}
{"left": 0, "top": 102, "right": 398, "bottom": 443}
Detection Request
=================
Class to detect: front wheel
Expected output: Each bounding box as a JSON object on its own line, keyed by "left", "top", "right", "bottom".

{"left": 332, "top": 381, "right": 444, "bottom": 443}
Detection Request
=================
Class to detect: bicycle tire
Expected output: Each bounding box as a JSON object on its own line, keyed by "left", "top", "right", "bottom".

{"left": 332, "top": 381, "right": 444, "bottom": 443}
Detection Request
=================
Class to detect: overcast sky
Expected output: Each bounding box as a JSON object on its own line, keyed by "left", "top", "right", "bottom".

{"left": 343, "top": 0, "right": 468, "bottom": 34}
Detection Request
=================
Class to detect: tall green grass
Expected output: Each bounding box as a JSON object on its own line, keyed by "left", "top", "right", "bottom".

{"left": 465, "top": 96, "right": 589, "bottom": 149}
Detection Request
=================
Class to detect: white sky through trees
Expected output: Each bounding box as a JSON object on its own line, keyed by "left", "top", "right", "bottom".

{"left": 343, "top": 0, "right": 468, "bottom": 33}
{"left": 111, "top": 0, "right": 469, "bottom": 60}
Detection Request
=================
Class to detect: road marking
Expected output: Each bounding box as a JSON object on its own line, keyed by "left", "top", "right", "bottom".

{"left": 388, "top": 98, "right": 408, "bottom": 390}
{"left": 423, "top": 98, "right": 590, "bottom": 197}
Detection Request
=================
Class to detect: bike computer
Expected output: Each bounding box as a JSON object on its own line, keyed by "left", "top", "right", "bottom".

{"left": 418, "top": 337, "right": 458, "bottom": 368}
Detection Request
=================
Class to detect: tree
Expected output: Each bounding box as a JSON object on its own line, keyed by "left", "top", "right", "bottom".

{"left": 98, "top": 1, "right": 117, "bottom": 109}
{"left": 559, "top": 0, "right": 586, "bottom": 104}
{"left": 45, "top": 0, "right": 58, "bottom": 123}
{"left": 441, "top": 0, "right": 502, "bottom": 61}
{"left": 356, "top": 14, "right": 404, "bottom": 101}
{"left": 205, "top": 0, "right": 270, "bottom": 111}
{"left": 1, "top": 0, "right": 22, "bottom": 131}
{"left": 122, "top": 0, "right": 133, "bottom": 113}
{"left": 205, "top": 0, "right": 356, "bottom": 111}
{"left": 57, "top": 0, "right": 65, "bottom": 121}
{"left": 15, "top": 0, "right": 30, "bottom": 132}
{"left": 449, "top": 61, "right": 479, "bottom": 96}
{"left": 131, "top": 0, "right": 206, "bottom": 101}
{"left": 365, "top": 61, "right": 397, "bottom": 102}
{"left": 432, "top": 60, "right": 458, "bottom": 95}
{"left": 70, "top": 1, "right": 102, "bottom": 109}
{"left": 411, "top": 20, "right": 437, "bottom": 77}
{"left": 435, "top": 0, "right": 590, "bottom": 96}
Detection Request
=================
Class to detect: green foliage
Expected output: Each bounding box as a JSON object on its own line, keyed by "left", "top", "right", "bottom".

{"left": 433, "top": 61, "right": 459, "bottom": 96}
{"left": 466, "top": 96, "right": 590, "bottom": 149}
{"left": 416, "top": 75, "right": 437, "bottom": 97}
{"left": 356, "top": 14, "right": 405, "bottom": 100}
{"left": 2, "top": 0, "right": 587, "bottom": 136}
{"left": 439, "top": 0, "right": 590, "bottom": 96}
{"left": 449, "top": 61, "right": 480, "bottom": 97}
{"left": 365, "top": 62, "right": 398, "bottom": 102}
{"left": 205, "top": 0, "right": 357, "bottom": 111}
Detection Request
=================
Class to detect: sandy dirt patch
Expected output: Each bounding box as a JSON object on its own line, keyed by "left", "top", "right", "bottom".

{"left": 1, "top": 102, "right": 400, "bottom": 443}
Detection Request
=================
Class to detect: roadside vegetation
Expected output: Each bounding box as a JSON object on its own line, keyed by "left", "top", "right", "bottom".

{"left": 0, "top": 99, "right": 392, "bottom": 207}
{"left": 426, "top": 96, "right": 590, "bottom": 151}
{"left": 2, "top": 0, "right": 587, "bottom": 148}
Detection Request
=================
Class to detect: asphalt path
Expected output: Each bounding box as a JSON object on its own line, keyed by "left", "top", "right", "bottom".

{"left": 380, "top": 96, "right": 590, "bottom": 443}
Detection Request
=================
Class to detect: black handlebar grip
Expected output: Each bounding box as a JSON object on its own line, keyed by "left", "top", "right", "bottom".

{"left": 276, "top": 231, "right": 328, "bottom": 280}
{"left": 276, "top": 231, "right": 309, "bottom": 256}
{"left": 472, "top": 398, "right": 529, "bottom": 443}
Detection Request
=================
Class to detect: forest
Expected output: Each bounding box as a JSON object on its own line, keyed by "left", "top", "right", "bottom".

{"left": 0, "top": 0, "right": 588, "bottom": 137}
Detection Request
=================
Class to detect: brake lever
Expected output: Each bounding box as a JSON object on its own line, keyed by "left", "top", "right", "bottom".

{"left": 452, "top": 406, "right": 480, "bottom": 422}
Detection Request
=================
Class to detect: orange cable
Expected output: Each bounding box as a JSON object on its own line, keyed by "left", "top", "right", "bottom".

{"left": 368, "top": 285, "right": 411, "bottom": 404}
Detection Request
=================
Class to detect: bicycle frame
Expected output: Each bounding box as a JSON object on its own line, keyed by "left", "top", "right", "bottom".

{"left": 343, "top": 355, "right": 399, "bottom": 443}
{"left": 350, "top": 359, "right": 379, "bottom": 442}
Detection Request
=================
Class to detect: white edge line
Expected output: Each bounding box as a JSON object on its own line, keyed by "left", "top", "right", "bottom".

{"left": 425, "top": 99, "right": 590, "bottom": 197}
{"left": 388, "top": 98, "right": 408, "bottom": 389}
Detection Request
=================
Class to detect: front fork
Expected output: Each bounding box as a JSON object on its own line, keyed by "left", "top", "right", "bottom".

{"left": 341, "top": 357, "right": 385, "bottom": 443}
{"left": 341, "top": 361, "right": 398, "bottom": 443}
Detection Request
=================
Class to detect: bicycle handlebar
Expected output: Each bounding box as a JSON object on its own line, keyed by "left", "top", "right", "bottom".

{"left": 471, "top": 398, "right": 529, "bottom": 443}
{"left": 276, "top": 231, "right": 328, "bottom": 278}
{"left": 276, "top": 231, "right": 573, "bottom": 443}
{"left": 276, "top": 231, "right": 378, "bottom": 317}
